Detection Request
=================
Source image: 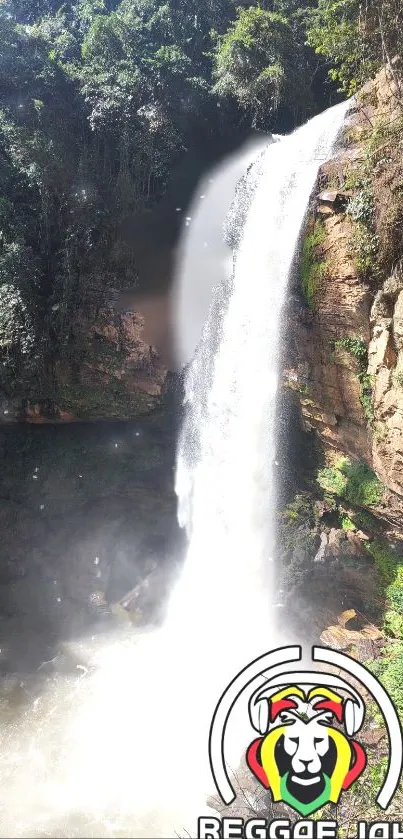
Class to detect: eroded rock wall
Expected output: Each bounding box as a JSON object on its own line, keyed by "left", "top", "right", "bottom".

{"left": 286, "top": 64, "right": 403, "bottom": 508}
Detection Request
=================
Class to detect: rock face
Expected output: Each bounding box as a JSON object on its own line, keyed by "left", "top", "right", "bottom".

{"left": 287, "top": 209, "right": 371, "bottom": 462}
{"left": 1, "top": 291, "right": 168, "bottom": 423}
{"left": 286, "top": 63, "right": 403, "bottom": 508}
{"left": 371, "top": 271, "right": 403, "bottom": 494}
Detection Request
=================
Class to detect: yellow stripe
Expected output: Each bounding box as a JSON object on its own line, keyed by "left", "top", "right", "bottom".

{"left": 260, "top": 728, "right": 286, "bottom": 800}
{"left": 308, "top": 687, "right": 343, "bottom": 705}
{"left": 270, "top": 686, "right": 306, "bottom": 703}
{"left": 327, "top": 729, "right": 352, "bottom": 802}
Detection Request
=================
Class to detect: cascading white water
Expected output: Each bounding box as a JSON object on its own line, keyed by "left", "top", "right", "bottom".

{"left": 167, "top": 100, "right": 350, "bottom": 653}
{"left": 0, "top": 103, "right": 349, "bottom": 839}
{"left": 160, "top": 98, "right": 351, "bottom": 829}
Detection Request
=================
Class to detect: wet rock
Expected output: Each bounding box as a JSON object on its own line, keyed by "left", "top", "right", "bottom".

{"left": 316, "top": 189, "right": 351, "bottom": 215}
{"left": 328, "top": 527, "right": 343, "bottom": 556}
{"left": 314, "top": 531, "right": 328, "bottom": 562}
{"left": 320, "top": 621, "right": 383, "bottom": 650}
{"left": 345, "top": 529, "right": 367, "bottom": 555}
{"left": 118, "top": 561, "right": 179, "bottom": 625}
{"left": 370, "top": 290, "right": 393, "bottom": 324}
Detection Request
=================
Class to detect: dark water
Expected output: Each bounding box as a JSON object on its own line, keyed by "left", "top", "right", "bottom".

{"left": 0, "top": 402, "right": 182, "bottom": 682}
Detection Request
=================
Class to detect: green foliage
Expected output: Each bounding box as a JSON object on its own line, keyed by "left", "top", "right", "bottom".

{"left": 333, "top": 337, "right": 374, "bottom": 424}
{"left": 300, "top": 220, "right": 327, "bottom": 310}
{"left": 393, "top": 370, "right": 403, "bottom": 388}
{"left": 346, "top": 189, "right": 374, "bottom": 225}
{"left": 306, "top": 0, "right": 403, "bottom": 95}
{"left": 350, "top": 220, "right": 380, "bottom": 279}
{"left": 282, "top": 493, "right": 318, "bottom": 525}
{"left": 334, "top": 336, "right": 366, "bottom": 361}
{"left": 0, "top": 0, "right": 401, "bottom": 409}
{"left": 56, "top": 380, "right": 154, "bottom": 419}
{"left": 370, "top": 643, "right": 403, "bottom": 713}
{"left": 365, "top": 540, "right": 398, "bottom": 587}
{"left": 213, "top": 6, "right": 313, "bottom": 128}
{"left": 358, "top": 371, "right": 375, "bottom": 423}
{"left": 0, "top": 0, "right": 246, "bottom": 400}
{"left": 365, "top": 540, "right": 403, "bottom": 638}
{"left": 0, "top": 283, "right": 36, "bottom": 366}
{"left": 340, "top": 514, "right": 355, "bottom": 531}
{"left": 317, "top": 457, "right": 384, "bottom": 507}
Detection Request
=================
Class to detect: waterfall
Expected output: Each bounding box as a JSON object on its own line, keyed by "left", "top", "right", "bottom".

{"left": 157, "top": 100, "right": 351, "bottom": 831}
{"left": 167, "top": 101, "right": 350, "bottom": 662}
{"left": 0, "top": 104, "right": 350, "bottom": 839}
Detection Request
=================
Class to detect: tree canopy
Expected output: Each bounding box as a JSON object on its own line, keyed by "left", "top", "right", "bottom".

{"left": 0, "top": 0, "right": 402, "bottom": 401}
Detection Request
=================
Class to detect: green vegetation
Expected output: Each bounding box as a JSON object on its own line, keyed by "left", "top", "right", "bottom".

{"left": 371, "top": 644, "right": 403, "bottom": 714}
{"left": 56, "top": 380, "right": 155, "bottom": 419}
{"left": 344, "top": 164, "right": 380, "bottom": 282}
{"left": 0, "top": 0, "right": 402, "bottom": 405}
{"left": 340, "top": 514, "right": 355, "bottom": 531}
{"left": 306, "top": 0, "right": 403, "bottom": 95}
{"left": 213, "top": 7, "right": 313, "bottom": 129}
{"left": 300, "top": 220, "right": 327, "bottom": 309}
{"left": 363, "top": 539, "right": 403, "bottom": 640}
{"left": 332, "top": 337, "right": 374, "bottom": 424}
{"left": 317, "top": 456, "right": 384, "bottom": 507}
{"left": 349, "top": 221, "right": 380, "bottom": 280}
{"left": 334, "top": 336, "right": 367, "bottom": 362}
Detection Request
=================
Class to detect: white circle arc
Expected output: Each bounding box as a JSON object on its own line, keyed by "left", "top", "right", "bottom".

{"left": 313, "top": 646, "right": 403, "bottom": 810}
{"left": 208, "top": 645, "right": 403, "bottom": 810}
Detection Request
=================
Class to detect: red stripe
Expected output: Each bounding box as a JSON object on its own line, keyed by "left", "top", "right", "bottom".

{"left": 313, "top": 700, "right": 343, "bottom": 722}
{"left": 246, "top": 738, "right": 270, "bottom": 789}
{"left": 342, "top": 740, "right": 367, "bottom": 790}
{"left": 270, "top": 698, "right": 298, "bottom": 722}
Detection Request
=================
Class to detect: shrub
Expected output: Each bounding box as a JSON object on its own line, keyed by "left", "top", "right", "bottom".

{"left": 301, "top": 221, "right": 327, "bottom": 310}
{"left": 346, "top": 188, "right": 374, "bottom": 224}
{"left": 317, "top": 457, "right": 384, "bottom": 507}
{"left": 341, "top": 515, "right": 355, "bottom": 531}
{"left": 370, "top": 643, "right": 403, "bottom": 715}
{"left": 333, "top": 337, "right": 374, "bottom": 423}
{"left": 365, "top": 541, "right": 403, "bottom": 638}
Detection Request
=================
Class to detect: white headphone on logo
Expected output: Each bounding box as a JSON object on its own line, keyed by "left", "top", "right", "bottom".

{"left": 248, "top": 670, "right": 365, "bottom": 738}
{"left": 209, "top": 645, "right": 402, "bottom": 810}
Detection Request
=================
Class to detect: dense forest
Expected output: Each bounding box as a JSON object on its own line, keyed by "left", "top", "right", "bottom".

{"left": 0, "top": 0, "right": 402, "bottom": 405}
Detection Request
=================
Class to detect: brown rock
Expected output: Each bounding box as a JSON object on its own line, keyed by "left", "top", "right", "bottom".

{"left": 370, "top": 290, "right": 393, "bottom": 324}
{"left": 345, "top": 530, "right": 367, "bottom": 555}
{"left": 320, "top": 622, "right": 383, "bottom": 650}
{"left": 368, "top": 325, "right": 393, "bottom": 376}
{"left": 393, "top": 290, "right": 403, "bottom": 350}
{"left": 360, "top": 728, "right": 387, "bottom": 747}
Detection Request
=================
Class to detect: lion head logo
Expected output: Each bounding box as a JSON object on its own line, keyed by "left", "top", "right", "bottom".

{"left": 209, "top": 646, "right": 403, "bottom": 818}
{"left": 246, "top": 682, "right": 367, "bottom": 816}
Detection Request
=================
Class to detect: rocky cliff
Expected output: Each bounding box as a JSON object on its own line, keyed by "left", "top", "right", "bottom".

{"left": 279, "top": 63, "right": 403, "bottom": 654}
{"left": 284, "top": 63, "right": 403, "bottom": 520}
{"left": 276, "top": 68, "right": 403, "bottom": 825}
{"left": 1, "top": 289, "right": 168, "bottom": 424}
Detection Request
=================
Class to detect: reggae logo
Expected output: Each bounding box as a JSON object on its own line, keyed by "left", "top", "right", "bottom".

{"left": 209, "top": 646, "right": 403, "bottom": 818}
{"left": 246, "top": 680, "right": 367, "bottom": 816}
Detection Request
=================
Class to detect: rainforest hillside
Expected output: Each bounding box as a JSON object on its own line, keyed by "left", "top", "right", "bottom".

{"left": 1, "top": 0, "right": 402, "bottom": 419}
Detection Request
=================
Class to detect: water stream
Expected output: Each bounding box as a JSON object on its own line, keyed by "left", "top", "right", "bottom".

{"left": 0, "top": 101, "right": 349, "bottom": 838}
